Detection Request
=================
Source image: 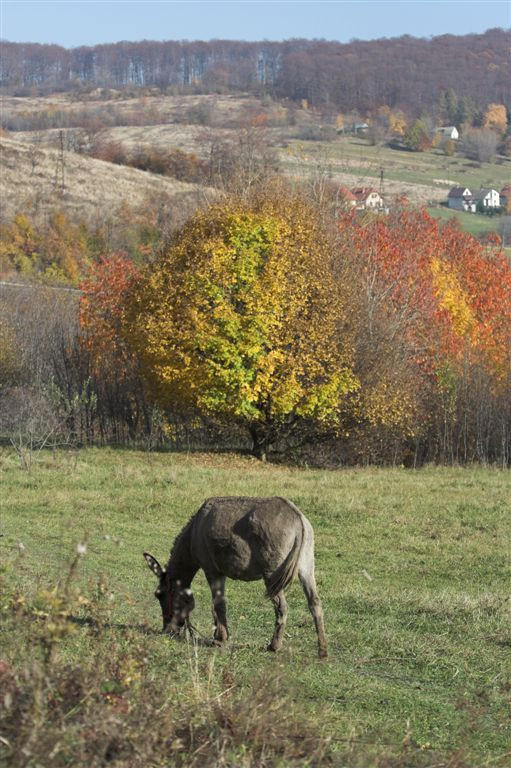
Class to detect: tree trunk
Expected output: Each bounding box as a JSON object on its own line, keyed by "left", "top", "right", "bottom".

{"left": 249, "top": 424, "right": 269, "bottom": 461}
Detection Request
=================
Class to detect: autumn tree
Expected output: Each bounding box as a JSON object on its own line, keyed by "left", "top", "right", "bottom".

{"left": 0, "top": 210, "right": 91, "bottom": 285}
{"left": 403, "top": 119, "right": 431, "bottom": 152}
{"left": 337, "top": 210, "right": 511, "bottom": 463}
{"left": 123, "top": 189, "right": 358, "bottom": 459}
{"left": 482, "top": 103, "right": 508, "bottom": 135}
{"left": 79, "top": 253, "right": 149, "bottom": 441}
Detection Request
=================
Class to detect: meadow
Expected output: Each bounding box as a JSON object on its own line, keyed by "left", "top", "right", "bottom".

{"left": 426, "top": 206, "right": 501, "bottom": 239}
{"left": 283, "top": 136, "right": 511, "bottom": 195}
{"left": 1, "top": 447, "right": 510, "bottom": 767}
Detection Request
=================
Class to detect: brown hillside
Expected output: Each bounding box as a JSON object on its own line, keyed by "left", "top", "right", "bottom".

{"left": 0, "top": 136, "right": 212, "bottom": 222}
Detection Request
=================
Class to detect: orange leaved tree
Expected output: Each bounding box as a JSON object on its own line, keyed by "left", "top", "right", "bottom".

{"left": 79, "top": 253, "right": 148, "bottom": 441}
{"left": 337, "top": 209, "right": 511, "bottom": 462}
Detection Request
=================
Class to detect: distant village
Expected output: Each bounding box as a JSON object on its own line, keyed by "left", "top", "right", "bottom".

{"left": 337, "top": 182, "right": 510, "bottom": 215}
{"left": 336, "top": 122, "right": 510, "bottom": 216}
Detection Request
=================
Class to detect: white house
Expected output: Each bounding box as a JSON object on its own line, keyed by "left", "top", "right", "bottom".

{"left": 447, "top": 187, "right": 475, "bottom": 212}
{"left": 338, "top": 122, "right": 370, "bottom": 135}
{"left": 472, "top": 188, "right": 500, "bottom": 209}
{"left": 437, "top": 126, "right": 459, "bottom": 140}
{"left": 351, "top": 187, "right": 383, "bottom": 210}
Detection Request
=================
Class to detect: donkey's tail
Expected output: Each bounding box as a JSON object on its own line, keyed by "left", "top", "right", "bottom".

{"left": 265, "top": 512, "right": 304, "bottom": 599}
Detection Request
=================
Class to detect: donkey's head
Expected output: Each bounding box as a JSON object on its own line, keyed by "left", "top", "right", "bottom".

{"left": 143, "top": 552, "right": 195, "bottom": 635}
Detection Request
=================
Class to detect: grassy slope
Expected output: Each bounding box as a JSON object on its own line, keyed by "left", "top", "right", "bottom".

{"left": 1, "top": 448, "right": 510, "bottom": 765}
{"left": 282, "top": 137, "right": 511, "bottom": 235}
{"left": 426, "top": 206, "right": 502, "bottom": 238}
{"left": 283, "top": 137, "right": 511, "bottom": 191}
{"left": 0, "top": 136, "right": 210, "bottom": 222}
{"left": 3, "top": 89, "right": 510, "bottom": 238}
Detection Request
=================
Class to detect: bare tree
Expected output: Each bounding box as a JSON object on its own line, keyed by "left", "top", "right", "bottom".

{"left": 460, "top": 128, "right": 499, "bottom": 164}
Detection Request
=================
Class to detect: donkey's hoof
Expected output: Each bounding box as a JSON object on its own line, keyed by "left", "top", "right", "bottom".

{"left": 266, "top": 642, "right": 281, "bottom": 653}
{"left": 318, "top": 647, "right": 328, "bottom": 660}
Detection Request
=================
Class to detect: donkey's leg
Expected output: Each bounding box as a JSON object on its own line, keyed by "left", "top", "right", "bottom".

{"left": 267, "top": 591, "right": 288, "bottom": 652}
{"left": 299, "top": 556, "right": 328, "bottom": 659}
{"left": 208, "top": 575, "right": 229, "bottom": 644}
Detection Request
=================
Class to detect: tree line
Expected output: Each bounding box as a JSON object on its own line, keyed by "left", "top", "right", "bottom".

{"left": 2, "top": 28, "right": 510, "bottom": 116}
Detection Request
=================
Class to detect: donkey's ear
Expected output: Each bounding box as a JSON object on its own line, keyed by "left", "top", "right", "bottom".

{"left": 143, "top": 552, "right": 163, "bottom": 577}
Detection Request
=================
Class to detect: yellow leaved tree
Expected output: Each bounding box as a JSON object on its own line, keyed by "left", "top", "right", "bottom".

{"left": 124, "top": 189, "right": 358, "bottom": 458}
{"left": 482, "top": 103, "right": 508, "bottom": 135}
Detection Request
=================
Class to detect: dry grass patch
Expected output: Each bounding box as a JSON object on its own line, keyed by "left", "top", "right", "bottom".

{"left": 0, "top": 137, "right": 212, "bottom": 221}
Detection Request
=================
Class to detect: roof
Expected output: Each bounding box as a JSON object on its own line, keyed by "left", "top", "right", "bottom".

{"left": 448, "top": 186, "right": 471, "bottom": 198}
{"left": 337, "top": 186, "right": 356, "bottom": 201}
{"left": 351, "top": 187, "right": 380, "bottom": 201}
{"left": 437, "top": 125, "right": 457, "bottom": 132}
{"left": 472, "top": 188, "right": 498, "bottom": 201}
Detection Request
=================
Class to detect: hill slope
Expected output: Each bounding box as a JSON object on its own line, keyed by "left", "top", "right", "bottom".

{"left": 0, "top": 136, "right": 210, "bottom": 222}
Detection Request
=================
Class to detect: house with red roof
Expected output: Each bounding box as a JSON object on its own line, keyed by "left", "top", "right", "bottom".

{"left": 337, "top": 186, "right": 357, "bottom": 207}
{"left": 350, "top": 188, "right": 383, "bottom": 210}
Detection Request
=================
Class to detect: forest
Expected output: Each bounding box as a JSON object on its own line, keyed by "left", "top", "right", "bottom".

{"left": 1, "top": 28, "right": 510, "bottom": 116}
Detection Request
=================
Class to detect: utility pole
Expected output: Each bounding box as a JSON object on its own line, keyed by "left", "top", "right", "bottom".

{"left": 54, "top": 129, "right": 65, "bottom": 196}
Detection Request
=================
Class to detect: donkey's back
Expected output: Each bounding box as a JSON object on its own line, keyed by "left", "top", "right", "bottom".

{"left": 192, "top": 496, "right": 307, "bottom": 588}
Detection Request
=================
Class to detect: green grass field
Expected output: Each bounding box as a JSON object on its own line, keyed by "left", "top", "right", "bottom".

{"left": 1, "top": 448, "right": 510, "bottom": 767}
{"left": 282, "top": 136, "right": 511, "bottom": 192}
{"left": 426, "top": 206, "right": 503, "bottom": 238}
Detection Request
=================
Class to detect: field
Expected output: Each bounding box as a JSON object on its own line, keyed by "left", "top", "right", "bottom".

{"left": 1, "top": 448, "right": 510, "bottom": 767}
{"left": 282, "top": 136, "right": 511, "bottom": 191}
{"left": 426, "top": 206, "right": 502, "bottom": 238}
{"left": 3, "top": 91, "right": 510, "bottom": 230}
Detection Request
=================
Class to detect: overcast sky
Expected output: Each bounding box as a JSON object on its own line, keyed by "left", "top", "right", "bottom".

{"left": 1, "top": 0, "right": 509, "bottom": 47}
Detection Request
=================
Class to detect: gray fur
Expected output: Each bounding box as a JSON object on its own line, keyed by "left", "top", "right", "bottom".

{"left": 144, "top": 496, "right": 327, "bottom": 658}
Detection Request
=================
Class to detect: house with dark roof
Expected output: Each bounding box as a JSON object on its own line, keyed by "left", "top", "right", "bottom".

{"left": 447, "top": 187, "right": 475, "bottom": 212}
{"left": 436, "top": 126, "right": 459, "bottom": 140}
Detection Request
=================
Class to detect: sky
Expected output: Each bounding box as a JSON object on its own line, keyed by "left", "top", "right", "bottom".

{"left": 0, "top": 0, "right": 509, "bottom": 48}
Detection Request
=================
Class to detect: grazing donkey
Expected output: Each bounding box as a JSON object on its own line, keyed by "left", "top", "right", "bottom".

{"left": 144, "top": 496, "right": 327, "bottom": 658}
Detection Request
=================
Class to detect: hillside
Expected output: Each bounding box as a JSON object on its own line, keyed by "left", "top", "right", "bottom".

{"left": 0, "top": 135, "right": 211, "bottom": 222}
{"left": 1, "top": 89, "right": 509, "bottom": 238}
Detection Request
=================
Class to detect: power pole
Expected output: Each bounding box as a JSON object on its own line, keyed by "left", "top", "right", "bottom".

{"left": 54, "top": 129, "right": 65, "bottom": 196}
{"left": 379, "top": 167, "right": 385, "bottom": 202}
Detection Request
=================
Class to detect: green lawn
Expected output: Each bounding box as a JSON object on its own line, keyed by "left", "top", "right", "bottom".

{"left": 426, "top": 206, "right": 503, "bottom": 238}
{"left": 1, "top": 448, "right": 510, "bottom": 766}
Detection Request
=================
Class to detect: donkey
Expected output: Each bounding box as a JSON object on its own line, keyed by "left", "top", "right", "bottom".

{"left": 144, "top": 496, "right": 327, "bottom": 658}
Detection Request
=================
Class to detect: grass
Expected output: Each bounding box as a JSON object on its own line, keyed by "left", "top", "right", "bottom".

{"left": 0, "top": 136, "right": 208, "bottom": 223}
{"left": 283, "top": 136, "right": 511, "bottom": 190}
{"left": 1, "top": 447, "right": 510, "bottom": 766}
{"left": 426, "top": 206, "right": 503, "bottom": 238}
